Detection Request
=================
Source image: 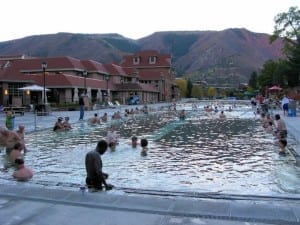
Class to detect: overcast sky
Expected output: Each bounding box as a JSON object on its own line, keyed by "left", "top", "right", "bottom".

{"left": 1, "top": 0, "right": 298, "bottom": 42}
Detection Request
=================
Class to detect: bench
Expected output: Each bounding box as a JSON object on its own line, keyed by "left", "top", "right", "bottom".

{"left": 3, "top": 106, "right": 26, "bottom": 116}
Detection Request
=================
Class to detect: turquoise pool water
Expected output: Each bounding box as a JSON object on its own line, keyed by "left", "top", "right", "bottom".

{"left": 1, "top": 103, "right": 299, "bottom": 195}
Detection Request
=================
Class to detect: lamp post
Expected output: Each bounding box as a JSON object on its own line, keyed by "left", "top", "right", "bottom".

{"left": 41, "top": 62, "right": 47, "bottom": 105}
{"left": 82, "top": 70, "right": 87, "bottom": 95}
{"left": 105, "top": 74, "right": 109, "bottom": 99}
{"left": 120, "top": 77, "right": 124, "bottom": 104}
{"left": 160, "top": 73, "right": 165, "bottom": 101}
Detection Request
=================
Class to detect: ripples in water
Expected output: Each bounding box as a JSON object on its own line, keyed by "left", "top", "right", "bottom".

{"left": 0, "top": 111, "right": 299, "bottom": 195}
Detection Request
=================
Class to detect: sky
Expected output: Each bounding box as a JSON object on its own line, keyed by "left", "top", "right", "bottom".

{"left": 0, "top": 0, "right": 299, "bottom": 42}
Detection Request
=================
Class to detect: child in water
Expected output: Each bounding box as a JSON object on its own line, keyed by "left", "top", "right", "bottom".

{"left": 6, "top": 111, "right": 15, "bottom": 130}
{"left": 140, "top": 138, "right": 148, "bottom": 156}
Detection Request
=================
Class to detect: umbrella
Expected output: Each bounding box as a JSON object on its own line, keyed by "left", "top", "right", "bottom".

{"left": 18, "top": 84, "right": 50, "bottom": 91}
{"left": 268, "top": 85, "right": 282, "bottom": 91}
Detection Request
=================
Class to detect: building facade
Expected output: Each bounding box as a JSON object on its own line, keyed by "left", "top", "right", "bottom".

{"left": 0, "top": 50, "right": 177, "bottom": 107}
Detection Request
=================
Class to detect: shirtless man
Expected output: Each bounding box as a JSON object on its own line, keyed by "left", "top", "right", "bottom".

{"left": 13, "top": 157, "right": 33, "bottom": 181}
{"left": 9, "top": 143, "right": 23, "bottom": 164}
{"left": 0, "top": 128, "right": 25, "bottom": 154}
{"left": 62, "top": 117, "right": 72, "bottom": 130}
{"left": 88, "top": 113, "right": 101, "bottom": 125}
{"left": 16, "top": 125, "right": 27, "bottom": 152}
{"left": 274, "top": 114, "right": 288, "bottom": 139}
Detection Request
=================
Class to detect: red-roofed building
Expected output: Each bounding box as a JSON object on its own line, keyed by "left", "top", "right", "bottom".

{"left": 121, "top": 50, "right": 178, "bottom": 101}
{"left": 0, "top": 52, "right": 168, "bottom": 107}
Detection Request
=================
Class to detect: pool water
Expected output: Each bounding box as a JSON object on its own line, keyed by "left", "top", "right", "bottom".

{"left": 1, "top": 104, "right": 300, "bottom": 195}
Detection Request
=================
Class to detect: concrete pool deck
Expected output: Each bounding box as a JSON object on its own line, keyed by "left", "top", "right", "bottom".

{"left": 0, "top": 103, "right": 300, "bottom": 225}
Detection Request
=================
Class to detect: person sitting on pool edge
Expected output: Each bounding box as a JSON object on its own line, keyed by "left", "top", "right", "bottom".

{"left": 140, "top": 138, "right": 148, "bottom": 156}
{"left": 85, "top": 140, "right": 113, "bottom": 191}
{"left": 13, "top": 157, "right": 33, "bottom": 181}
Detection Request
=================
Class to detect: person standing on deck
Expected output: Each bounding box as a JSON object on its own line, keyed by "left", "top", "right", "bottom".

{"left": 79, "top": 94, "right": 85, "bottom": 120}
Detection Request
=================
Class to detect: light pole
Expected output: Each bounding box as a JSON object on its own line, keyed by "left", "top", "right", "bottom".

{"left": 160, "top": 73, "right": 165, "bottom": 101}
{"left": 120, "top": 77, "right": 124, "bottom": 104}
{"left": 105, "top": 75, "right": 110, "bottom": 103}
{"left": 82, "top": 70, "right": 87, "bottom": 95}
{"left": 41, "top": 62, "right": 47, "bottom": 105}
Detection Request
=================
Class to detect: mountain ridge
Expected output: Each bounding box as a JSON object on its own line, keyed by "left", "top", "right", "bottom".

{"left": 0, "top": 28, "right": 284, "bottom": 86}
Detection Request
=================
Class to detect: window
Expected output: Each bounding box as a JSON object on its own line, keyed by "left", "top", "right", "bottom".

{"left": 149, "top": 56, "right": 156, "bottom": 64}
{"left": 133, "top": 57, "right": 140, "bottom": 65}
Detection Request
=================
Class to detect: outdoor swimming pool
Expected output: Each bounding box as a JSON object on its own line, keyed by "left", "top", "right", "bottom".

{"left": 1, "top": 103, "right": 300, "bottom": 196}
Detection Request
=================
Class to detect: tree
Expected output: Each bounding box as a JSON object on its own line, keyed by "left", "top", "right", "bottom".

{"left": 248, "top": 71, "right": 258, "bottom": 89}
{"left": 175, "top": 78, "right": 187, "bottom": 98}
{"left": 270, "top": 6, "right": 300, "bottom": 87}
{"left": 270, "top": 6, "right": 300, "bottom": 48}
{"left": 186, "top": 79, "right": 193, "bottom": 98}
{"left": 257, "top": 60, "right": 278, "bottom": 89}
{"left": 207, "top": 87, "right": 216, "bottom": 99}
{"left": 191, "top": 85, "right": 203, "bottom": 98}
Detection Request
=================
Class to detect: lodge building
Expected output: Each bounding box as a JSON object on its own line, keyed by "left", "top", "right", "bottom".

{"left": 0, "top": 50, "right": 179, "bottom": 108}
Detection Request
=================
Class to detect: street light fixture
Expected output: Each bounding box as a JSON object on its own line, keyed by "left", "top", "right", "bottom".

{"left": 82, "top": 70, "right": 88, "bottom": 95}
{"left": 41, "top": 62, "right": 47, "bottom": 105}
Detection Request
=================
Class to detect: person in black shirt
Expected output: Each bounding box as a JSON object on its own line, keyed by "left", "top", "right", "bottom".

{"left": 79, "top": 94, "right": 85, "bottom": 120}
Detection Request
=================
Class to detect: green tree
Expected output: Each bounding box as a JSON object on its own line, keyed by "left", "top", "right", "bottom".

{"left": 257, "top": 60, "right": 278, "bottom": 89}
{"left": 191, "top": 85, "right": 203, "bottom": 98}
{"left": 271, "top": 6, "right": 300, "bottom": 49}
{"left": 175, "top": 78, "right": 187, "bottom": 98}
{"left": 248, "top": 71, "right": 258, "bottom": 89}
{"left": 186, "top": 79, "right": 193, "bottom": 98}
{"left": 271, "top": 6, "right": 300, "bottom": 87}
{"left": 207, "top": 87, "right": 216, "bottom": 99}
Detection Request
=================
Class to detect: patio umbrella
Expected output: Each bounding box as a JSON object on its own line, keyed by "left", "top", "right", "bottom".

{"left": 268, "top": 85, "right": 282, "bottom": 91}
{"left": 19, "top": 85, "right": 50, "bottom": 104}
{"left": 18, "top": 84, "right": 50, "bottom": 91}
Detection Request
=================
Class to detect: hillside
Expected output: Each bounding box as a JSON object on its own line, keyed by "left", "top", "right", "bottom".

{"left": 0, "top": 29, "right": 284, "bottom": 86}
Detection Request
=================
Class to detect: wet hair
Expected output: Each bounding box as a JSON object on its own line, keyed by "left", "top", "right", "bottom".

{"left": 279, "top": 139, "right": 287, "bottom": 147}
{"left": 141, "top": 138, "right": 148, "bottom": 147}
{"left": 94, "top": 113, "right": 98, "bottom": 117}
{"left": 15, "top": 157, "right": 24, "bottom": 165}
{"left": 13, "top": 142, "right": 22, "bottom": 150}
{"left": 275, "top": 114, "right": 280, "bottom": 120}
{"left": 58, "top": 117, "right": 63, "bottom": 121}
{"left": 132, "top": 136, "right": 138, "bottom": 141}
{"left": 95, "top": 140, "right": 108, "bottom": 155}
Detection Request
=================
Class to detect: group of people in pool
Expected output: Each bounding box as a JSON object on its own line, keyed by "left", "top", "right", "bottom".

{"left": 84, "top": 136, "right": 149, "bottom": 191}
{"left": 0, "top": 122, "right": 33, "bottom": 181}
{"left": 260, "top": 112, "right": 288, "bottom": 155}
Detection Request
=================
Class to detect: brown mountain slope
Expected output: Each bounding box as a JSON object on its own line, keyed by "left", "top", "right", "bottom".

{"left": 138, "top": 28, "right": 284, "bottom": 85}
{"left": 0, "top": 29, "right": 284, "bottom": 86}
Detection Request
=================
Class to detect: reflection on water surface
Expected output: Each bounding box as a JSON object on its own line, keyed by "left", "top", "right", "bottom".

{"left": 1, "top": 107, "right": 299, "bottom": 195}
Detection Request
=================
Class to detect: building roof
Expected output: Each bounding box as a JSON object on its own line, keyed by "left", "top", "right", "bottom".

{"left": 121, "top": 50, "right": 171, "bottom": 68}
{"left": 103, "top": 64, "right": 128, "bottom": 76}
{"left": 24, "top": 73, "right": 106, "bottom": 89}
{"left": 81, "top": 60, "right": 108, "bottom": 74}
